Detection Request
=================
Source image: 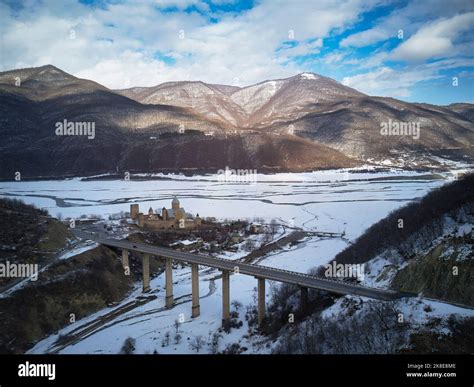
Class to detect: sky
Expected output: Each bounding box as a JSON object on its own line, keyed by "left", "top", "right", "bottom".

{"left": 0, "top": 0, "right": 473, "bottom": 105}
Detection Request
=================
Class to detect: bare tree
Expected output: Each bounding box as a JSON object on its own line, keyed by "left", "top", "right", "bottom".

{"left": 120, "top": 337, "right": 136, "bottom": 354}
{"left": 189, "top": 335, "right": 206, "bottom": 353}
{"left": 208, "top": 332, "right": 221, "bottom": 354}
{"left": 161, "top": 331, "right": 170, "bottom": 347}
{"left": 243, "top": 239, "right": 256, "bottom": 251}
{"left": 270, "top": 219, "right": 279, "bottom": 237}
{"left": 274, "top": 301, "right": 409, "bottom": 354}
{"left": 174, "top": 320, "right": 182, "bottom": 344}
{"left": 262, "top": 231, "right": 272, "bottom": 245}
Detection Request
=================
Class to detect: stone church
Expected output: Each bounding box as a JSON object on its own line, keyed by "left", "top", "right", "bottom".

{"left": 130, "top": 197, "right": 202, "bottom": 230}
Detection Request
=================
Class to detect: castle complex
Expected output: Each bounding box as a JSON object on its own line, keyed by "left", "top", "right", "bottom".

{"left": 130, "top": 197, "right": 201, "bottom": 230}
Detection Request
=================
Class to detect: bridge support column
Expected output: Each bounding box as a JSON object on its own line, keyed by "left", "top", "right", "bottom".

{"left": 191, "top": 263, "right": 200, "bottom": 318}
{"left": 257, "top": 277, "right": 265, "bottom": 325}
{"left": 221, "top": 270, "right": 230, "bottom": 326}
{"left": 300, "top": 287, "right": 308, "bottom": 310}
{"left": 122, "top": 249, "right": 129, "bottom": 269}
{"left": 142, "top": 253, "right": 150, "bottom": 292}
{"left": 165, "top": 257, "right": 173, "bottom": 308}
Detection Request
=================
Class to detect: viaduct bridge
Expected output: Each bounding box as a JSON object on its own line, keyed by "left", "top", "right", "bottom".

{"left": 84, "top": 234, "right": 404, "bottom": 326}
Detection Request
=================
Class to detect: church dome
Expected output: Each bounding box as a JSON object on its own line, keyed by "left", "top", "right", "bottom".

{"left": 172, "top": 197, "right": 180, "bottom": 205}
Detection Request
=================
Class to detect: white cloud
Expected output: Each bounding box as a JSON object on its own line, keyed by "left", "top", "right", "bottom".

{"left": 0, "top": 0, "right": 378, "bottom": 88}
{"left": 323, "top": 52, "right": 345, "bottom": 64}
{"left": 279, "top": 39, "right": 323, "bottom": 58}
{"left": 340, "top": 28, "right": 389, "bottom": 48}
{"left": 340, "top": 0, "right": 474, "bottom": 51}
{"left": 1, "top": 0, "right": 472, "bottom": 103}
{"left": 341, "top": 57, "right": 473, "bottom": 97}
{"left": 75, "top": 51, "right": 170, "bottom": 88}
{"left": 342, "top": 66, "right": 441, "bottom": 97}
{"left": 391, "top": 13, "right": 474, "bottom": 62}
{"left": 340, "top": 50, "right": 389, "bottom": 69}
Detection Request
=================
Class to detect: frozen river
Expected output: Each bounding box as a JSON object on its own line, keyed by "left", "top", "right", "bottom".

{"left": 0, "top": 169, "right": 449, "bottom": 273}
{"left": 0, "top": 169, "right": 447, "bottom": 239}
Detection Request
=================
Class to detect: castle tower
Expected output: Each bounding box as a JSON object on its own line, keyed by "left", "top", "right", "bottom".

{"left": 148, "top": 207, "right": 154, "bottom": 216}
{"left": 130, "top": 204, "right": 139, "bottom": 220}
{"left": 172, "top": 197, "right": 180, "bottom": 212}
{"left": 162, "top": 207, "right": 168, "bottom": 221}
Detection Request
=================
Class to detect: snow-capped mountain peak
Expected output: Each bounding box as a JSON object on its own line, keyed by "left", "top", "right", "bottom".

{"left": 299, "top": 72, "right": 319, "bottom": 80}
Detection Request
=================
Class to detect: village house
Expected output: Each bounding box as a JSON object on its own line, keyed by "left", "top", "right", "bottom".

{"left": 170, "top": 238, "right": 203, "bottom": 251}
{"left": 229, "top": 232, "right": 242, "bottom": 244}
{"left": 249, "top": 222, "right": 264, "bottom": 234}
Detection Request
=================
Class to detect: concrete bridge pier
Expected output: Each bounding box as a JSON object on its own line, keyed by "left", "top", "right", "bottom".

{"left": 122, "top": 249, "right": 129, "bottom": 269}
{"left": 191, "top": 263, "right": 200, "bottom": 318}
{"left": 221, "top": 270, "right": 230, "bottom": 326}
{"left": 165, "top": 257, "right": 174, "bottom": 308}
{"left": 142, "top": 253, "right": 150, "bottom": 292}
{"left": 300, "top": 286, "right": 308, "bottom": 310}
{"left": 257, "top": 277, "right": 266, "bottom": 325}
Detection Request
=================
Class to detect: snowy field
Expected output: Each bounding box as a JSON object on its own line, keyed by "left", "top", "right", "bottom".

{"left": 0, "top": 168, "right": 462, "bottom": 354}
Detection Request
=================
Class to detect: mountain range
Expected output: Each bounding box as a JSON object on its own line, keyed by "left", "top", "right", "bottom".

{"left": 0, "top": 65, "right": 472, "bottom": 179}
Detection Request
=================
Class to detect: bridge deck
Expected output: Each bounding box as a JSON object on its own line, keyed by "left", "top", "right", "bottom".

{"left": 96, "top": 237, "right": 403, "bottom": 301}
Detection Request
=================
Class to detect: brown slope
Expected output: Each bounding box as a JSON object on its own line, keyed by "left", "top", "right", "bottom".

{"left": 444, "top": 103, "right": 474, "bottom": 122}
{"left": 117, "top": 81, "right": 247, "bottom": 126}
{"left": 270, "top": 96, "right": 474, "bottom": 159}
{"left": 230, "top": 73, "right": 365, "bottom": 127}
{"left": 0, "top": 66, "right": 228, "bottom": 179}
{"left": 0, "top": 65, "right": 107, "bottom": 101}
{"left": 0, "top": 65, "right": 359, "bottom": 179}
{"left": 119, "top": 133, "right": 359, "bottom": 172}
{"left": 115, "top": 72, "right": 473, "bottom": 164}
{"left": 1, "top": 64, "right": 472, "bottom": 178}
{"left": 117, "top": 72, "right": 365, "bottom": 128}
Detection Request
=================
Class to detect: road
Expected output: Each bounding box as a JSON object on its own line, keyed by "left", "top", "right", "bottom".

{"left": 75, "top": 230, "right": 404, "bottom": 301}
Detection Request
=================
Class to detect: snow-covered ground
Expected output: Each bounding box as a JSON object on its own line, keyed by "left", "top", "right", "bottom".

{"left": 322, "top": 295, "right": 474, "bottom": 323}
{"left": 28, "top": 263, "right": 271, "bottom": 354}
{"left": 1, "top": 169, "right": 467, "bottom": 354}
{"left": 320, "top": 294, "right": 474, "bottom": 342}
